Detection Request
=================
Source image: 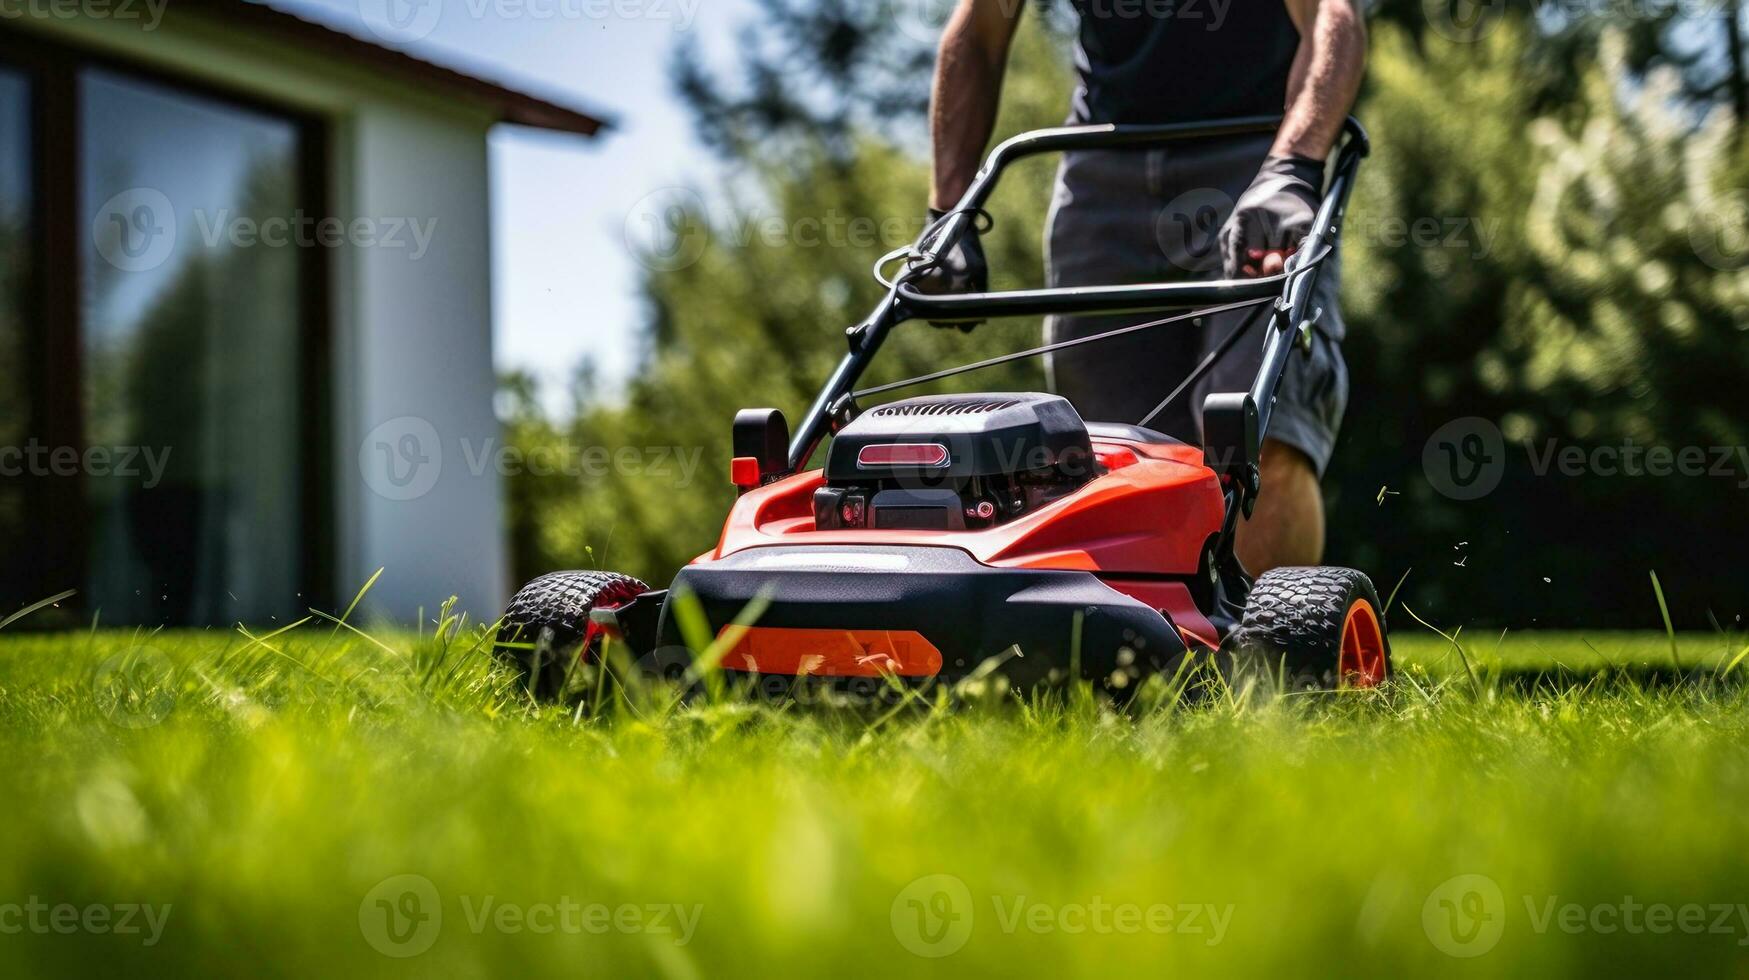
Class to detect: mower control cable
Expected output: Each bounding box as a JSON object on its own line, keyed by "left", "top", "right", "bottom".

{"left": 851, "top": 295, "right": 1273, "bottom": 400}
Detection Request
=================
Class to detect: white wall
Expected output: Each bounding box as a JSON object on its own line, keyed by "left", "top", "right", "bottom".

{"left": 337, "top": 105, "right": 509, "bottom": 622}
{"left": 17, "top": 13, "right": 513, "bottom": 622}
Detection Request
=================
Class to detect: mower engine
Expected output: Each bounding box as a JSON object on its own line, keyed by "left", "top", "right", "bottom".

{"left": 815, "top": 392, "right": 1096, "bottom": 531}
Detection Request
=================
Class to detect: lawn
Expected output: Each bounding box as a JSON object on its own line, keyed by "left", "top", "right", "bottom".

{"left": 1, "top": 613, "right": 1747, "bottom": 977}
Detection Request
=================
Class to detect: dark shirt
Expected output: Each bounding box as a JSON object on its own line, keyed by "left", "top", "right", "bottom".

{"left": 1069, "top": 0, "right": 1300, "bottom": 124}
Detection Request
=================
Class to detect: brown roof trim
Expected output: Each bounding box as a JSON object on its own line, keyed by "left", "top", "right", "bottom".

{"left": 179, "top": 0, "right": 611, "bottom": 136}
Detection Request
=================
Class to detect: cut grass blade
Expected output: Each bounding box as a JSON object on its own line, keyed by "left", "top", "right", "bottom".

{"left": 1650, "top": 570, "right": 1682, "bottom": 673}
{"left": 330, "top": 567, "right": 385, "bottom": 638}
{"left": 0, "top": 590, "right": 77, "bottom": 631}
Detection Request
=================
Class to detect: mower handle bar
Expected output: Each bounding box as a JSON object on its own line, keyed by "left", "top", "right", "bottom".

{"left": 786, "top": 114, "right": 1370, "bottom": 473}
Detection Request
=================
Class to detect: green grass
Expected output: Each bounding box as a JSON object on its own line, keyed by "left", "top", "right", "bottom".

{"left": 2, "top": 616, "right": 1748, "bottom": 977}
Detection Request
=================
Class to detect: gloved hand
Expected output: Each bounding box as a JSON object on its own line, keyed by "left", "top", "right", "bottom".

{"left": 1219, "top": 154, "right": 1324, "bottom": 278}
{"left": 906, "top": 208, "right": 988, "bottom": 331}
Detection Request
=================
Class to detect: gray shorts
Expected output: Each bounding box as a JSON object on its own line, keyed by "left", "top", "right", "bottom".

{"left": 1043, "top": 132, "right": 1348, "bottom": 476}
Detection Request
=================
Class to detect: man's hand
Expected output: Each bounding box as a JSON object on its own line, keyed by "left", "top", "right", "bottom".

{"left": 1219, "top": 154, "right": 1324, "bottom": 278}
{"left": 907, "top": 209, "right": 988, "bottom": 331}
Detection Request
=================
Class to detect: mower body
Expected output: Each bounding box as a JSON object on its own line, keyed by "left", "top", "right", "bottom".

{"left": 501, "top": 114, "right": 1391, "bottom": 697}
{"left": 662, "top": 392, "right": 1226, "bottom": 685}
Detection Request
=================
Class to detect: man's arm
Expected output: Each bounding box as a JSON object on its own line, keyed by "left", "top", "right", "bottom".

{"left": 1274, "top": 0, "right": 1367, "bottom": 162}
{"left": 1223, "top": 0, "right": 1366, "bottom": 277}
{"left": 928, "top": 0, "right": 1025, "bottom": 211}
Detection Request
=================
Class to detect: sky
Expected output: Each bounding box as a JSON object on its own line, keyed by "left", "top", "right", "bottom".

{"left": 277, "top": 0, "right": 760, "bottom": 414}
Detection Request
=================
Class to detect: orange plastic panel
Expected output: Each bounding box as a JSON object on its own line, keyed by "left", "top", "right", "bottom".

{"left": 716, "top": 626, "right": 942, "bottom": 677}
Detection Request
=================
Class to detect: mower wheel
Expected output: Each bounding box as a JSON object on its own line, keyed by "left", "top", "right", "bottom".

{"left": 497, "top": 570, "right": 648, "bottom": 700}
{"left": 1227, "top": 566, "right": 1391, "bottom": 690}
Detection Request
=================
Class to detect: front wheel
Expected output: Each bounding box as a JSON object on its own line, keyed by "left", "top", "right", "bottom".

{"left": 496, "top": 570, "right": 648, "bottom": 699}
{"left": 1226, "top": 566, "right": 1391, "bottom": 691}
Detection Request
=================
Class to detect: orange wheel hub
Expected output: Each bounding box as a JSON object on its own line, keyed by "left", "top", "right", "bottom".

{"left": 1339, "top": 599, "right": 1387, "bottom": 688}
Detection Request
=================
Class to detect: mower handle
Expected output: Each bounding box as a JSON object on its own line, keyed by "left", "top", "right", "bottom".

{"left": 786, "top": 114, "right": 1369, "bottom": 473}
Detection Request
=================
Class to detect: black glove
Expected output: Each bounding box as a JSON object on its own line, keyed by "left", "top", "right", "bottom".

{"left": 1218, "top": 154, "right": 1324, "bottom": 278}
{"left": 906, "top": 208, "right": 988, "bottom": 331}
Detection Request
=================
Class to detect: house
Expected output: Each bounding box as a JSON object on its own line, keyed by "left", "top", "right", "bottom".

{"left": 0, "top": 0, "right": 607, "bottom": 626}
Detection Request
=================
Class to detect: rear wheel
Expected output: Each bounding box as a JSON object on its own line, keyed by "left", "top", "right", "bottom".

{"left": 497, "top": 570, "right": 648, "bottom": 700}
{"left": 1227, "top": 566, "right": 1390, "bottom": 691}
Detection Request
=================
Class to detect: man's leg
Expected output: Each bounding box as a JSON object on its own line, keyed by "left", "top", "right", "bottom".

{"left": 1043, "top": 149, "right": 1204, "bottom": 437}
{"left": 1237, "top": 439, "right": 1325, "bottom": 572}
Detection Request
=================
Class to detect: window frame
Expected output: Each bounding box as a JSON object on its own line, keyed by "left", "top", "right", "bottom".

{"left": 0, "top": 26, "right": 333, "bottom": 622}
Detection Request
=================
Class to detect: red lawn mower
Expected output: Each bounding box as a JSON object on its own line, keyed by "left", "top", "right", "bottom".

{"left": 498, "top": 115, "right": 1391, "bottom": 700}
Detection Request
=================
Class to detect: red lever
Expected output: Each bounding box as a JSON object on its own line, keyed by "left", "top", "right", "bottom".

{"left": 730, "top": 456, "right": 761, "bottom": 488}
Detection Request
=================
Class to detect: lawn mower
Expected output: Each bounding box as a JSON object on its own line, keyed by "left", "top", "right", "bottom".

{"left": 498, "top": 114, "right": 1391, "bottom": 700}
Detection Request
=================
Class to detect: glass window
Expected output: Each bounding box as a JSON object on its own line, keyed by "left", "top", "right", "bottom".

{"left": 80, "top": 68, "right": 306, "bottom": 624}
{"left": 0, "top": 68, "right": 31, "bottom": 606}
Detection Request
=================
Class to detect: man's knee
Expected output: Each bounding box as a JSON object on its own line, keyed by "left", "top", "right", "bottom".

{"left": 1238, "top": 438, "right": 1325, "bottom": 572}
{"left": 1259, "top": 438, "right": 1317, "bottom": 489}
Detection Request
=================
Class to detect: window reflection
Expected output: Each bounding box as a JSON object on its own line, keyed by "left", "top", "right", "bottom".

{"left": 0, "top": 69, "right": 30, "bottom": 604}
{"left": 80, "top": 69, "right": 306, "bottom": 624}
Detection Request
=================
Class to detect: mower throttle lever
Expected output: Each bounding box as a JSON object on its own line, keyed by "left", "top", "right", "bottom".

{"left": 827, "top": 392, "right": 861, "bottom": 432}
{"left": 1297, "top": 306, "right": 1323, "bottom": 354}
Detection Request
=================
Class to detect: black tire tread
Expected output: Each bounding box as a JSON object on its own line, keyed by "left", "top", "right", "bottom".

{"left": 1228, "top": 565, "right": 1389, "bottom": 689}
{"left": 497, "top": 570, "right": 648, "bottom": 698}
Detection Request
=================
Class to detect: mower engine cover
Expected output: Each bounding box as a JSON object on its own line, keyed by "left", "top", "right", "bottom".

{"left": 827, "top": 392, "right": 1092, "bottom": 481}
{"left": 819, "top": 393, "right": 1096, "bottom": 531}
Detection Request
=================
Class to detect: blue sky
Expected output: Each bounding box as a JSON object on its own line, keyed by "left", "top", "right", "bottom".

{"left": 279, "top": 0, "right": 759, "bottom": 413}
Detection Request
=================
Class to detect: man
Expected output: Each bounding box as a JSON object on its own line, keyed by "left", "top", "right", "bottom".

{"left": 916, "top": 0, "right": 1366, "bottom": 574}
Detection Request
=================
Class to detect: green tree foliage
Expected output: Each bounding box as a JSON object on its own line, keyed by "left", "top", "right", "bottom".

{"left": 503, "top": 21, "right": 1071, "bottom": 586}
{"left": 1336, "top": 23, "right": 1749, "bottom": 625}
{"left": 507, "top": 8, "right": 1749, "bottom": 628}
